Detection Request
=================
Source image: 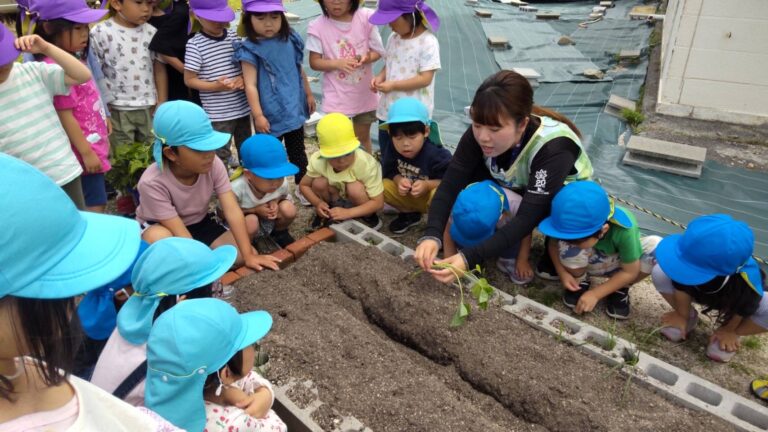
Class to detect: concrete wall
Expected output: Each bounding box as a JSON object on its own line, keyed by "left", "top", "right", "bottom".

{"left": 658, "top": 0, "right": 768, "bottom": 125}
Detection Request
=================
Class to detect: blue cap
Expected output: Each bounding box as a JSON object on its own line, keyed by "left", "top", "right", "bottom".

{"left": 380, "top": 98, "right": 430, "bottom": 128}
{"left": 152, "top": 101, "right": 231, "bottom": 170}
{"left": 77, "top": 240, "right": 150, "bottom": 340}
{"left": 538, "top": 181, "right": 633, "bottom": 240}
{"left": 240, "top": 134, "right": 299, "bottom": 179}
{"left": 0, "top": 154, "right": 141, "bottom": 299}
{"left": 450, "top": 180, "right": 509, "bottom": 247}
{"left": 146, "top": 299, "right": 272, "bottom": 432}
{"left": 656, "top": 214, "right": 755, "bottom": 285}
{"left": 117, "top": 238, "right": 237, "bottom": 345}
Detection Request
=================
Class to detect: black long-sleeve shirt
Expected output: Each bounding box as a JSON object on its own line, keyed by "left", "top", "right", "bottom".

{"left": 424, "top": 118, "right": 581, "bottom": 268}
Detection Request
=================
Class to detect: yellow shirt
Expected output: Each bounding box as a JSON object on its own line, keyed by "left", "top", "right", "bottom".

{"left": 306, "top": 149, "right": 384, "bottom": 198}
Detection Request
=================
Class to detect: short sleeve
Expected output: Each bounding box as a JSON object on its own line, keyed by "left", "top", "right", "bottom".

{"left": 305, "top": 34, "right": 323, "bottom": 54}
{"left": 36, "top": 62, "right": 69, "bottom": 96}
{"left": 184, "top": 38, "right": 202, "bottom": 73}
{"left": 211, "top": 157, "right": 232, "bottom": 195}
{"left": 368, "top": 24, "right": 385, "bottom": 54}
{"left": 229, "top": 177, "right": 248, "bottom": 206}
{"left": 137, "top": 178, "right": 179, "bottom": 222}
{"left": 358, "top": 153, "right": 384, "bottom": 197}
{"left": 614, "top": 226, "right": 643, "bottom": 264}
{"left": 418, "top": 33, "right": 441, "bottom": 72}
{"left": 233, "top": 40, "right": 259, "bottom": 66}
{"left": 305, "top": 152, "right": 324, "bottom": 178}
{"left": 53, "top": 84, "right": 79, "bottom": 110}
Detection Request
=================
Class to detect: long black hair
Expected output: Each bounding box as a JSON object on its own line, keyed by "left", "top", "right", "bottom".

{"left": 202, "top": 350, "right": 245, "bottom": 394}
{"left": 32, "top": 18, "right": 90, "bottom": 61}
{"left": 673, "top": 269, "right": 766, "bottom": 325}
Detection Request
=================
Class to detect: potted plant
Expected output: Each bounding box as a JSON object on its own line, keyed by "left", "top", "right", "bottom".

{"left": 106, "top": 141, "right": 152, "bottom": 214}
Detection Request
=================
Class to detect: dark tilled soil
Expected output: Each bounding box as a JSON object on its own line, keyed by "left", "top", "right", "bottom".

{"left": 232, "top": 242, "right": 735, "bottom": 432}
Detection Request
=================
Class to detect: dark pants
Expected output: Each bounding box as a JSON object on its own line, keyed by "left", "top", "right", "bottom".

{"left": 279, "top": 127, "right": 307, "bottom": 183}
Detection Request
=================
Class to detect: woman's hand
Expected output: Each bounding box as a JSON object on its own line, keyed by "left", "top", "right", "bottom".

{"left": 414, "top": 238, "right": 439, "bottom": 272}
{"left": 429, "top": 254, "right": 467, "bottom": 284}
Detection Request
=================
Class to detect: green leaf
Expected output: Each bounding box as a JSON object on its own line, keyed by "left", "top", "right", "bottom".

{"left": 478, "top": 288, "right": 490, "bottom": 310}
{"left": 460, "top": 302, "right": 470, "bottom": 317}
{"left": 470, "top": 281, "right": 482, "bottom": 300}
{"left": 450, "top": 309, "right": 466, "bottom": 327}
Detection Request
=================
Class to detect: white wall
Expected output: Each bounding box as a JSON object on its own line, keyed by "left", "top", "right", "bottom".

{"left": 658, "top": 0, "right": 768, "bottom": 125}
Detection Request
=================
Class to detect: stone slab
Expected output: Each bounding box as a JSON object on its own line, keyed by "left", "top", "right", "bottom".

{"left": 285, "top": 12, "right": 300, "bottom": 23}
{"left": 474, "top": 8, "right": 493, "bottom": 17}
{"left": 629, "top": 5, "right": 657, "bottom": 19}
{"left": 599, "top": 0, "right": 614, "bottom": 7}
{"left": 536, "top": 11, "right": 560, "bottom": 20}
{"left": 488, "top": 36, "right": 510, "bottom": 49}
{"left": 627, "top": 135, "right": 707, "bottom": 164}
{"left": 508, "top": 0, "right": 528, "bottom": 5}
{"left": 519, "top": 5, "right": 537, "bottom": 12}
{"left": 619, "top": 49, "right": 641, "bottom": 59}
{"left": 589, "top": 12, "right": 604, "bottom": 19}
{"left": 607, "top": 94, "right": 637, "bottom": 112}
{"left": 511, "top": 67, "right": 541, "bottom": 79}
{"left": 622, "top": 151, "right": 703, "bottom": 179}
{"left": 304, "top": 112, "right": 324, "bottom": 137}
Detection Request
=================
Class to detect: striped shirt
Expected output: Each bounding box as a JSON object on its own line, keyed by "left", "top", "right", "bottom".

{"left": 0, "top": 62, "right": 82, "bottom": 186}
{"left": 185, "top": 30, "right": 250, "bottom": 122}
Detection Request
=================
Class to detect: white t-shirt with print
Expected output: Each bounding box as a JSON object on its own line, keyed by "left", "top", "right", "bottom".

{"left": 376, "top": 30, "right": 440, "bottom": 120}
{"left": 230, "top": 176, "right": 291, "bottom": 210}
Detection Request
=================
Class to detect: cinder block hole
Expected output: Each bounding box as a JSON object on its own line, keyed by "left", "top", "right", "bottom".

{"left": 685, "top": 382, "right": 722, "bottom": 406}
{"left": 380, "top": 243, "right": 405, "bottom": 257}
{"left": 548, "top": 318, "right": 580, "bottom": 335}
{"left": 732, "top": 402, "right": 768, "bottom": 429}
{"left": 345, "top": 224, "right": 364, "bottom": 235}
{"left": 620, "top": 347, "right": 639, "bottom": 365}
{"left": 361, "top": 233, "right": 384, "bottom": 246}
{"left": 584, "top": 331, "right": 616, "bottom": 351}
{"left": 646, "top": 363, "right": 678, "bottom": 386}
{"left": 520, "top": 304, "right": 547, "bottom": 321}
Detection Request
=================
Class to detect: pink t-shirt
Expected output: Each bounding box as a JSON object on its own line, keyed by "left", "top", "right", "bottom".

{"left": 90, "top": 329, "right": 147, "bottom": 407}
{"left": 136, "top": 157, "right": 231, "bottom": 226}
{"left": 2, "top": 392, "right": 78, "bottom": 432}
{"left": 44, "top": 57, "right": 111, "bottom": 173}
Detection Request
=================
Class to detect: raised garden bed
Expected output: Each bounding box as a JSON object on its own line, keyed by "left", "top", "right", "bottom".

{"left": 231, "top": 242, "right": 735, "bottom": 431}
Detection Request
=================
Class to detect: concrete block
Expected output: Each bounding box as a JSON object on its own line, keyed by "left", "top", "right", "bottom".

{"left": 599, "top": 0, "right": 614, "bottom": 7}
{"left": 273, "top": 380, "right": 372, "bottom": 432}
{"left": 605, "top": 94, "right": 636, "bottom": 118}
{"left": 626, "top": 136, "right": 707, "bottom": 165}
{"left": 629, "top": 5, "right": 657, "bottom": 20}
{"left": 220, "top": 271, "right": 241, "bottom": 286}
{"left": 618, "top": 49, "right": 641, "bottom": 60}
{"left": 512, "top": 67, "right": 540, "bottom": 87}
{"left": 508, "top": 0, "right": 527, "bottom": 5}
{"left": 622, "top": 151, "right": 704, "bottom": 178}
{"left": 487, "top": 36, "right": 510, "bottom": 49}
{"left": 465, "top": 0, "right": 478, "bottom": 4}
{"left": 589, "top": 12, "right": 604, "bottom": 20}
{"left": 557, "top": 35, "right": 574, "bottom": 46}
{"left": 270, "top": 248, "right": 296, "bottom": 270}
{"left": 330, "top": 220, "right": 415, "bottom": 261}
{"left": 286, "top": 236, "right": 317, "bottom": 260}
{"left": 536, "top": 11, "right": 560, "bottom": 20}
{"left": 583, "top": 68, "right": 605, "bottom": 79}
{"left": 306, "top": 227, "right": 336, "bottom": 244}
{"left": 593, "top": 6, "right": 607, "bottom": 13}
{"left": 519, "top": 5, "right": 537, "bottom": 12}
{"left": 285, "top": 12, "right": 300, "bottom": 23}
{"left": 474, "top": 9, "right": 492, "bottom": 18}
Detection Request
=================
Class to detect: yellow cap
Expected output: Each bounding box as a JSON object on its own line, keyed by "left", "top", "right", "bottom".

{"left": 316, "top": 113, "right": 360, "bottom": 158}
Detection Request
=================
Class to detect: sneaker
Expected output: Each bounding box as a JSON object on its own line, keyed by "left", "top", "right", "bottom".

{"left": 707, "top": 340, "right": 736, "bottom": 363}
{"left": 389, "top": 212, "right": 421, "bottom": 234}
{"left": 535, "top": 253, "right": 559, "bottom": 281}
{"left": 358, "top": 214, "right": 382, "bottom": 231}
{"left": 563, "top": 278, "right": 590, "bottom": 309}
{"left": 660, "top": 309, "right": 699, "bottom": 342}
{"left": 310, "top": 214, "right": 331, "bottom": 231}
{"left": 270, "top": 229, "right": 295, "bottom": 248}
{"left": 295, "top": 188, "right": 311, "bottom": 207}
{"left": 496, "top": 257, "right": 534, "bottom": 285}
{"left": 605, "top": 287, "right": 630, "bottom": 320}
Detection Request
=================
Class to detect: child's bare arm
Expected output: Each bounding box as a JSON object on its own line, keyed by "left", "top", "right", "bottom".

{"left": 299, "top": 176, "right": 331, "bottom": 218}
{"left": 515, "top": 234, "right": 533, "bottom": 279}
{"left": 183, "top": 69, "right": 234, "bottom": 92}
{"left": 308, "top": 51, "right": 357, "bottom": 73}
{"left": 548, "top": 238, "right": 580, "bottom": 291}
{"left": 592, "top": 260, "right": 640, "bottom": 299}
{"left": 329, "top": 193, "right": 384, "bottom": 220}
{"left": 159, "top": 54, "right": 185, "bottom": 74}
{"left": 15, "top": 35, "right": 91, "bottom": 85}
{"left": 378, "top": 69, "right": 436, "bottom": 93}
{"left": 153, "top": 58, "right": 168, "bottom": 106}
{"left": 242, "top": 62, "right": 270, "bottom": 133}
{"left": 158, "top": 216, "right": 194, "bottom": 238}
{"left": 219, "top": 191, "right": 280, "bottom": 271}
{"left": 301, "top": 68, "right": 316, "bottom": 114}
{"left": 56, "top": 110, "right": 102, "bottom": 174}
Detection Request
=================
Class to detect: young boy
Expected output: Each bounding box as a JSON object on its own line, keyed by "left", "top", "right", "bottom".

{"left": 379, "top": 98, "right": 451, "bottom": 234}
{"left": 184, "top": 0, "right": 251, "bottom": 166}
{"left": 299, "top": 113, "right": 384, "bottom": 230}
{"left": 230, "top": 134, "right": 298, "bottom": 248}
{"left": 0, "top": 29, "right": 91, "bottom": 208}
{"left": 538, "top": 181, "right": 660, "bottom": 320}
{"left": 90, "top": 0, "right": 168, "bottom": 149}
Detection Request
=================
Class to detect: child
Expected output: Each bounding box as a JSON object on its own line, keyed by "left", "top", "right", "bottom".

{"left": 538, "top": 181, "right": 660, "bottom": 320}
{"left": 135, "top": 100, "right": 280, "bottom": 272}
{"left": 185, "top": 0, "right": 251, "bottom": 165}
{"left": 90, "top": 0, "right": 168, "bottom": 149}
{"left": 0, "top": 28, "right": 91, "bottom": 208}
{"left": 32, "top": 0, "right": 113, "bottom": 213}
{"left": 91, "top": 237, "right": 237, "bottom": 406}
{"left": 299, "top": 113, "right": 384, "bottom": 230}
{"left": 148, "top": 0, "right": 194, "bottom": 102}
{"left": 379, "top": 97, "right": 450, "bottom": 234}
{"left": 653, "top": 214, "right": 767, "bottom": 362}
{"left": 444, "top": 180, "right": 534, "bottom": 285}
{"left": 0, "top": 154, "right": 178, "bottom": 431}
{"left": 146, "top": 298, "right": 285, "bottom": 432}
{"left": 234, "top": 0, "right": 315, "bottom": 192}
{"left": 231, "top": 134, "right": 298, "bottom": 248}
{"left": 369, "top": 0, "right": 440, "bottom": 162}
{"left": 307, "top": 0, "right": 384, "bottom": 153}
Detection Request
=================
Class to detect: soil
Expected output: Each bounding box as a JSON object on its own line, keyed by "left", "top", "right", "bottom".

{"left": 233, "top": 242, "right": 735, "bottom": 432}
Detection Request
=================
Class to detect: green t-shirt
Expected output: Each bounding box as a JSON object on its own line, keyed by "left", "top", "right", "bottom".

{"left": 593, "top": 206, "right": 643, "bottom": 263}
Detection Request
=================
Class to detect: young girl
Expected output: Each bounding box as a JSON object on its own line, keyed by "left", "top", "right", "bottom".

{"left": 148, "top": 0, "right": 194, "bottom": 102}
{"left": 91, "top": 237, "right": 237, "bottom": 406}
{"left": 307, "top": 0, "right": 384, "bottom": 153}
{"left": 369, "top": 0, "right": 441, "bottom": 161}
{"left": 146, "top": 298, "right": 285, "bottom": 432}
{"left": 234, "top": 0, "right": 315, "bottom": 189}
{"left": 653, "top": 214, "right": 767, "bottom": 362}
{"left": 443, "top": 180, "right": 534, "bottom": 285}
{"left": 32, "top": 0, "right": 112, "bottom": 213}
{"left": 136, "top": 100, "right": 280, "bottom": 272}
{"left": 0, "top": 153, "right": 178, "bottom": 431}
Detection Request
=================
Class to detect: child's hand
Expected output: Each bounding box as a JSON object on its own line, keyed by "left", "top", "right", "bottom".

{"left": 234, "top": 387, "right": 272, "bottom": 419}
{"left": 229, "top": 76, "right": 245, "bottom": 90}
{"left": 370, "top": 75, "right": 384, "bottom": 93}
{"left": 306, "top": 92, "right": 316, "bottom": 115}
{"left": 316, "top": 201, "right": 331, "bottom": 218}
{"left": 335, "top": 58, "right": 359, "bottom": 73}
{"left": 559, "top": 272, "right": 581, "bottom": 292}
{"left": 574, "top": 291, "right": 598, "bottom": 314}
{"left": 14, "top": 35, "right": 50, "bottom": 55}
{"left": 661, "top": 311, "right": 689, "bottom": 338}
{"left": 245, "top": 253, "right": 281, "bottom": 272}
{"left": 397, "top": 177, "right": 413, "bottom": 196}
{"left": 410, "top": 180, "right": 428, "bottom": 197}
{"left": 515, "top": 259, "right": 533, "bottom": 282}
{"left": 375, "top": 80, "right": 395, "bottom": 93}
{"left": 105, "top": 117, "right": 113, "bottom": 136}
{"left": 254, "top": 203, "right": 272, "bottom": 220}
{"left": 82, "top": 150, "right": 103, "bottom": 174}
{"left": 711, "top": 328, "right": 740, "bottom": 352}
{"left": 328, "top": 206, "right": 352, "bottom": 221}
{"left": 253, "top": 114, "right": 270, "bottom": 133}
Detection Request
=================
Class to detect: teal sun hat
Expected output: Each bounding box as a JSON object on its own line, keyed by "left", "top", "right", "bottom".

{"left": 379, "top": 97, "right": 443, "bottom": 145}
{"left": 145, "top": 298, "right": 273, "bottom": 432}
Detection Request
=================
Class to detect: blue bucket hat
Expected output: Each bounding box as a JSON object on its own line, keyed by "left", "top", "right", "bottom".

{"left": 77, "top": 240, "right": 150, "bottom": 340}
{"left": 450, "top": 180, "right": 509, "bottom": 247}
{"left": 656, "top": 214, "right": 759, "bottom": 287}
{"left": 146, "top": 298, "right": 273, "bottom": 432}
{"left": 379, "top": 97, "right": 443, "bottom": 145}
{"left": 538, "top": 181, "right": 633, "bottom": 240}
{"left": 152, "top": 101, "right": 231, "bottom": 170}
{"left": 240, "top": 134, "right": 299, "bottom": 180}
{"left": 0, "top": 154, "right": 141, "bottom": 299}
{"left": 117, "top": 238, "right": 237, "bottom": 345}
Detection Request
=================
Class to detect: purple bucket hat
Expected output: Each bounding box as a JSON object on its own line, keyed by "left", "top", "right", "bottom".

{"left": 190, "top": 0, "right": 236, "bottom": 22}
{"left": 369, "top": 0, "right": 440, "bottom": 32}
{"left": 0, "top": 25, "right": 20, "bottom": 67}
{"left": 29, "top": 0, "right": 107, "bottom": 23}
{"left": 243, "top": 0, "right": 286, "bottom": 13}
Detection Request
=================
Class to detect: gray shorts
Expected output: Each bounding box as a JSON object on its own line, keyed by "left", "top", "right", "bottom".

{"left": 351, "top": 110, "right": 377, "bottom": 125}
{"left": 559, "top": 235, "right": 661, "bottom": 276}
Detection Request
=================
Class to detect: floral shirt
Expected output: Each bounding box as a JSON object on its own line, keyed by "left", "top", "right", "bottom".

{"left": 204, "top": 371, "right": 286, "bottom": 432}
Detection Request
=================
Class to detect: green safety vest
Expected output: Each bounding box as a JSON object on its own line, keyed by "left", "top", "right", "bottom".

{"left": 485, "top": 115, "right": 593, "bottom": 190}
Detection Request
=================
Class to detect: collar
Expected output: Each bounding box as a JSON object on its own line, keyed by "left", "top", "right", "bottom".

{"left": 200, "top": 29, "right": 228, "bottom": 42}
